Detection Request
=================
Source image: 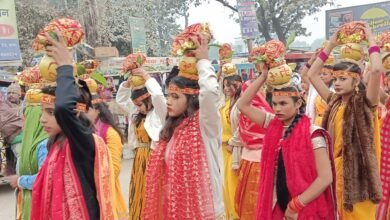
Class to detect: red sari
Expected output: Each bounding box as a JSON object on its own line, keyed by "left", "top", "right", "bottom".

{"left": 31, "top": 135, "right": 114, "bottom": 220}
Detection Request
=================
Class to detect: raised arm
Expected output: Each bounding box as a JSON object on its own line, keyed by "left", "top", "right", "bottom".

{"left": 237, "top": 70, "right": 268, "bottom": 127}
{"left": 132, "top": 68, "right": 167, "bottom": 123}
{"left": 364, "top": 23, "right": 384, "bottom": 106}
{"left": 116, "top": 81, "right": 136, "bottom": 114}
{"left": 45, "top": 31, "right": 95, "bottom": 161}
{"left": 198, "top": 59, "right": 221, "bottom": 137}
{"left": 308, "top": 42, "right": 335, "bottom": 102}
{"left": 191, "top": 34, "right": 221, "bottom": 138}
{"left": 300, "top": 51, "right": 319, "bottom": 87}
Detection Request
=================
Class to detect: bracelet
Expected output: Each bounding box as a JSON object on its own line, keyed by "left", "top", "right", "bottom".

{"left": 287, "top": 196, "right": 306, "bottom": 213}
{"left": 368, "top": 45, "right": 380, "bottom": 55}
{"left": 318, "top": 50, "right": 329, "bottom": 63}
{"left": 305, "top": 62, "right": 311, "bottom": 69}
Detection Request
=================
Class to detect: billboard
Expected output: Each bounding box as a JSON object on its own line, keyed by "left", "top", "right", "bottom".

{"left": 236, "top": 0, "right": 260, "bottom": 39}
{"left": 129, "top": 17, "right": 147, "bottom": 54}
{"left": 326, "top": 1, "right": 390, "bottom": 39}
{"left": 0, "top": 0, "right": 22, "bottom": 65}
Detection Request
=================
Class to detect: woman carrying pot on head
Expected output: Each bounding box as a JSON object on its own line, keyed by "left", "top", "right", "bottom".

{"left": 116, "top": 63, "right": 167, "bottom": 219}
{"left": 308, "top": 22, "right": 384, "bottom": 219}
{"left": 239, "top": 39, "right": 336, "bottom": 220}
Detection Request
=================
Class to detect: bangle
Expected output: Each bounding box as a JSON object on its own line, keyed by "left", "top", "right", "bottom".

{"left": 368, "top": 45, "right": 380, "bottom": 55}
{"left": 305, "top": 62, "right": 311, "bottom": 69}
{"left": 287, "top": 196, "right": 306, "bottom": 213}
{"left": 318, "top": 50, "right": 329, "bottom": 63}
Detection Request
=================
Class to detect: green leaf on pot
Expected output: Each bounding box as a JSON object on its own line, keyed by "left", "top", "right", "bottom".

{"left": 48, "top": 30, "right": 59, "bottom": 42}
{"left": 76, "top": 63, "right": 86, "bottom": 76}
{"left": 91, "top": 71, "right": 108, "bottom": 87}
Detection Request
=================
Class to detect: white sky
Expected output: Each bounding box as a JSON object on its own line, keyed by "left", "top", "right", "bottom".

{"left": 178, "top": 0, "right": 388, "bottom": 45}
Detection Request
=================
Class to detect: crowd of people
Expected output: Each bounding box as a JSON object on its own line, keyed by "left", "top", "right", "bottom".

{"left": 0, "top": 18, "right": 390, "bottom": 220}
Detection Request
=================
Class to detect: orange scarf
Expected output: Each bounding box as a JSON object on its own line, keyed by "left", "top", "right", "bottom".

{"left": 31, "top": 135, "right": 114, "bottom": 220}
{"left": 143, "top": 111, "right": 215, "bottom": 219}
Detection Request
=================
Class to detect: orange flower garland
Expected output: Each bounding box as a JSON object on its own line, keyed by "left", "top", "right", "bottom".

{"left": 171, "top": 23, "right": 213, "bottom": 56}
{"left": 337, "top": 21, "right": 366, "bottom": 44}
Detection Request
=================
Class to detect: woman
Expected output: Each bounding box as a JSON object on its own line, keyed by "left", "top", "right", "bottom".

{"left": 238, "top": 66, "right": 336, "bottom": 220}
{"left": 374, "top": 53, "right": 390, "bottom": 220}
{"left": 308, "top": 22, "right": 383, "bottom": 219}
{"left": 31, "top": 31, "right": 114, "bottom": 219}
{"left": 143, "top": 35, "right": 224, "bottom": 219}
{"left": 234, "top": 79, "right": 273, "bottom": 219}
{"left": 86, "top": 83, "right": 128, "bottom": 219}
{"left": 220, "top": 64, "right": 242, "bottom": 219}
{"left": 6, "top": 88, "right": 48, "bottom": 220}
{"left": 116, "top": 68, "right": 166, "bottom": 219}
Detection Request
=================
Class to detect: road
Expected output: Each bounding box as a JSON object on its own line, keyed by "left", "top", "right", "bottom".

{"left": 0, "top": 159, "right": 133, "bottom": 219}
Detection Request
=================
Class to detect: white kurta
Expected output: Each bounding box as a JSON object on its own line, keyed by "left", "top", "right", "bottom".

{"left": 115, "top": 78, "right": 167, "bottom": 149}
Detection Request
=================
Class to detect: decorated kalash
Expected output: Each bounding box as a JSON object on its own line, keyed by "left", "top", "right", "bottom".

{"left": 123, "top": 51, "right": 147, "bottom": 89}
{"left": 338, "top": 22, "right": 366, "bottom": 62}
{"left": 249, "top": 40, "right": 292, "bottom": 88}
{"left": 33, "top": 18, "right": 84, "bottom": 82}
{"left": 171, "top": 23, "right": 213, "bottom": 81}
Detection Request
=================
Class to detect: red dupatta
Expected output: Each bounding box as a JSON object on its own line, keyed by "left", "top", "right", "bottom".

{"left": 143, "top": 111, "right": 215, "bottom": 219}
{"left": 31, "top": 135, "right": 114, "bottom": 220}
{"left": 256, "top": 115, "right": 336, "bottom": 220}
{"left": 239, "top": 81, "right": 273, "bottom": 150}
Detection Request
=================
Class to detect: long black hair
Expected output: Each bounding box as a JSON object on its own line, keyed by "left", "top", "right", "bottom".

{"left": 159, "top": 76, "right": 200, "bottom": 141}
{"left": 42, "top": 81, "right": 94, "bottom": 151}
{"left": 272, "top": 85, "right": 306, "bottom": 212}
{"left": 131, "top": 87, "right": 153, "bottom": 127}
{"left": 92, "top": 97, "right": 124, "bottom": 144}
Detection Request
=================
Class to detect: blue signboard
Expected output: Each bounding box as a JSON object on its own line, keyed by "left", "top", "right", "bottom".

{"left": 237, "top": 0, "right": 260, "bottom": 39}
{"left": 0, "top": 39, "right": 20, "bottom": 61}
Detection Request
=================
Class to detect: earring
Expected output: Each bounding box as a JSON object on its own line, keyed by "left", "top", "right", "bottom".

{"left": 355, "top": 86, "right": 359, "bottom": 94}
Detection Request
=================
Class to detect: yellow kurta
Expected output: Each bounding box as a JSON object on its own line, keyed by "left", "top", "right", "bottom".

{"left": 333, "top": 105, "right": 376, "bottom": 220}
{"left": 106, "top": 127, "right": 128, "bottom": 219}
{"left": 129, "top": 119, "right": 151, "bottom": 219}
{"left": 220, "top": 99, "right": 239, "bottom": 219}
{"left": 314, "top": 95, "right": 327, "bottom": 126}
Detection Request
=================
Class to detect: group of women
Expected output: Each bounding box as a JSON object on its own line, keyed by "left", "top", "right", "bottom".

{"left": 11, "top": 19, "right": 390, "bottom": 220}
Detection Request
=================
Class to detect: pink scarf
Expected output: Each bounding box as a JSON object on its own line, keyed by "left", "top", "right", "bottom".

{"left": 256, "top": 115, "right": 336, "bottom": 219}
{"left": 96, "top": 119, "right": 110, "bottom": 143}
{"left": 239, "top": 81, "right": 273, "bottom": 150}
{"left": 377, "top": 98, "right": 390, "bottom": 220}
{"left": 143, "top": 111, "right": 215, "bottom": 219}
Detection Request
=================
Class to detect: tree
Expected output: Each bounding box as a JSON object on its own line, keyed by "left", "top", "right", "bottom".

{"left": 193, "top": 0, "right": 333, "bottom": 45}
{"left": 255, "top": 0, "right": 333, "bottom": 44}
{"left": 15, "top": 0, "right": 69, "bottom": 66}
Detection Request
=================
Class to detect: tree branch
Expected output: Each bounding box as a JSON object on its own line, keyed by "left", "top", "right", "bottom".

{"left": 214, "top": 0, "right": 238, "bottom": 12}
{"left": 282, "top": 9, "right": 302, "bottom": 36}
